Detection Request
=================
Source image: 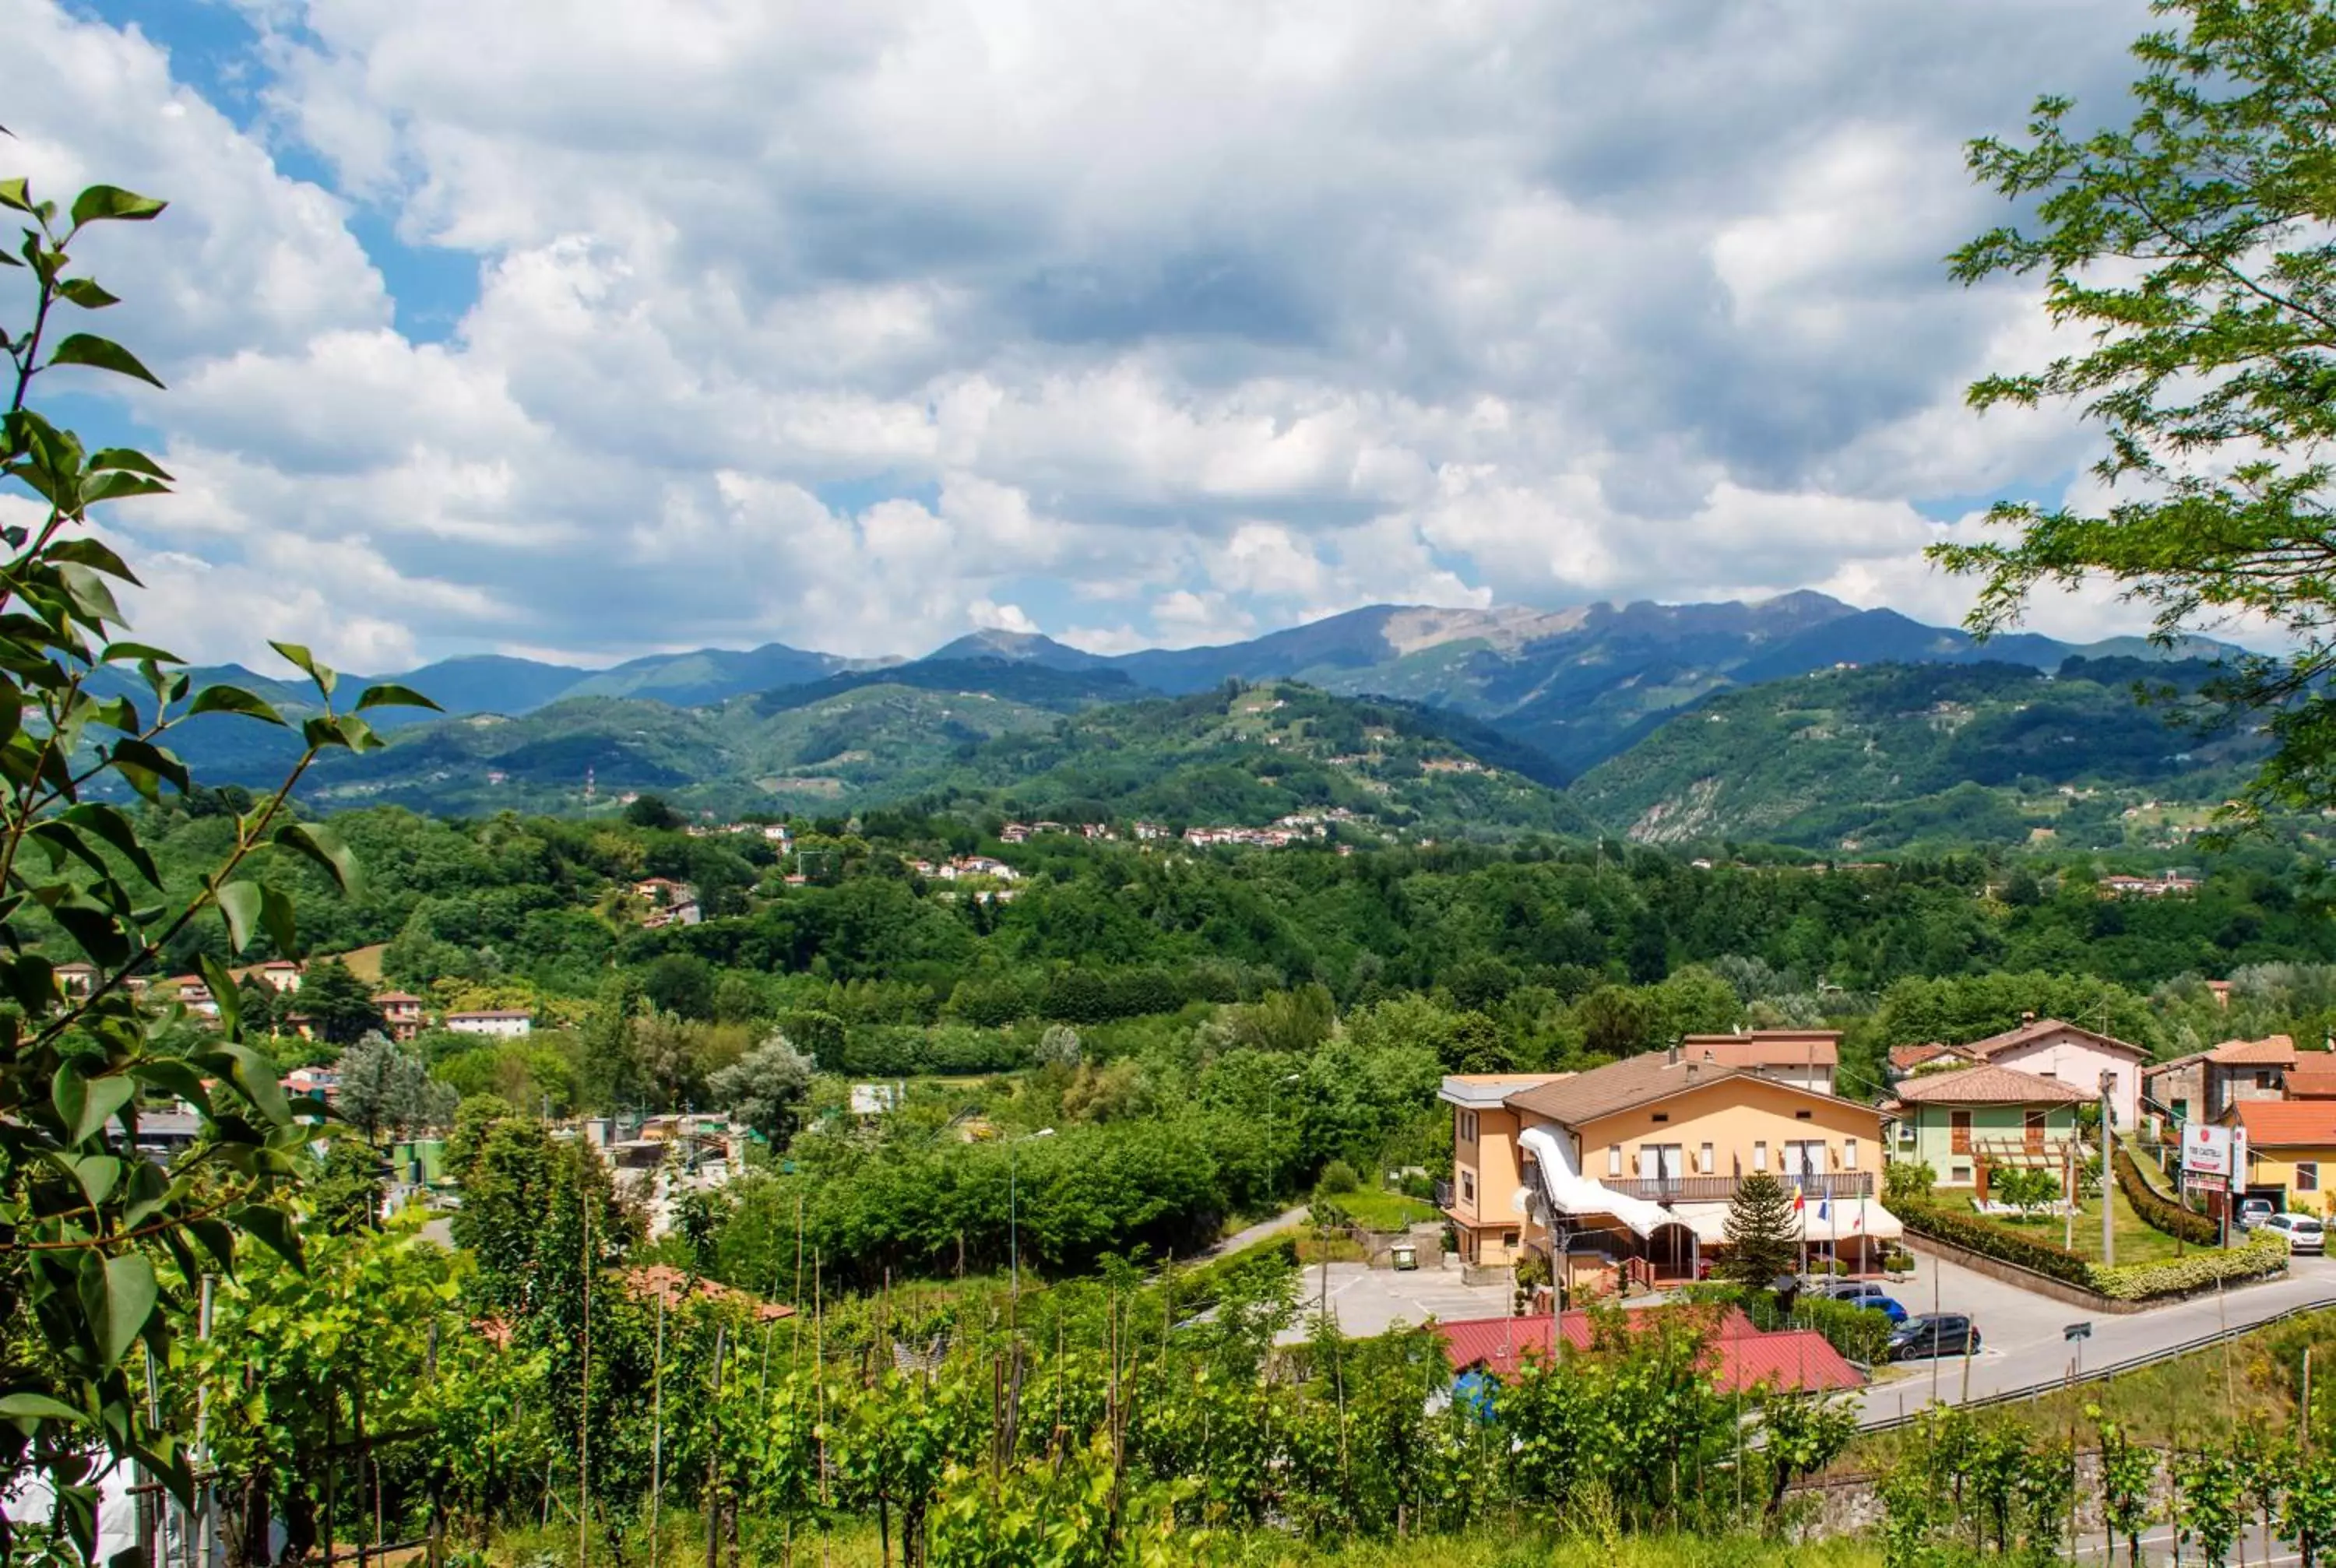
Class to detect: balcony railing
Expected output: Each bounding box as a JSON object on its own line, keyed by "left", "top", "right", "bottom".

{"left": 1602, "top": 1172, "right": 1875, "bottom": 1204}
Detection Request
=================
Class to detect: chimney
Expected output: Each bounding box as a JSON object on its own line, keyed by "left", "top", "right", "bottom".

{"left": 1666, "top": 1042, "right": 1681, "bottom": 1065}
{"left": 2021, "top": 1011, "right": 2037, "bottom": 1025}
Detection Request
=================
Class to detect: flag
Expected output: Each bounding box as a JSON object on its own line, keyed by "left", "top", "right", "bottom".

{"left": 1792, "top": 1186, "right": 1805, "bottom": 1212}
{"left": 1818, "top": 1197, "right": 1831, "bottom": 1222}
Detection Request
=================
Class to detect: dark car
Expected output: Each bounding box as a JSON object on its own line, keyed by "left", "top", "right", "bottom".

{"left": 1888, "top": 1313, "right": 1981, "bottom": 1361}
{"left": 1821, "top": 1281, "right": 1909, "bottom": 1324}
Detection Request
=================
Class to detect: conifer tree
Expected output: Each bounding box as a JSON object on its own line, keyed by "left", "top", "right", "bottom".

{"left": 1719, "top": 1171, "right": 1802, "bottom": 1286}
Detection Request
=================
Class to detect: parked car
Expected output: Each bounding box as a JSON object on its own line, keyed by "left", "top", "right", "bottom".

{"left": 2264, "top": 1213, "right": 2327, "bottom": 1255}
{"left": 2237, "top": 1197, "right": 2277, "bottom": 1231}
{"left": 1821, "top": 1281, "right": 1909, "bottom": 1324}
{"left": 1887, "top": 1313, "right": 1981, "bottom": 1361}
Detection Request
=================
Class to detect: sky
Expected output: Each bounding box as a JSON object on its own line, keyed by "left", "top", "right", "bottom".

{"left": 3, "top": 0, "right": 2182, "bottom": 672}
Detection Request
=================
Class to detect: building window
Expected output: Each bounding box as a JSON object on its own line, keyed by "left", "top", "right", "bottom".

{"left": 1698, "top": 1142, "right": 1715, "bottom": 1175}
{"left": 2303, "top": 1163, "right": 2322, "bottom": 1194}
{"left": 2258, "top": 1071, "right": 2275, "bottom": 1090}
{"left": 1753, "top": 1141, "right": 1768, "bottom": 1172}
{"left": 1459, "top": 1109, "right": 1478, "bottom": 1144}
{"left": 1652, "top": 1113, "right": 1669, "bottom": 1124}
{"left": 1898, "top": 1121, "right": 1916, "bottom": 1148}
{"left": 1606, "top": 1145, "right": 1621, "bottom": 1178}
{"left": 1459, "top": 1169, "right": 1475, "bottom": 1204}
{"left": 1795, "top": 1109, "right": 1813, "bottom": 1120}
{"left": 1952, "top": 1164, "right": 1972, "bottom": 1184}
{"left": 1843, "top": 1137, "right": 1858, "bottom": 1170}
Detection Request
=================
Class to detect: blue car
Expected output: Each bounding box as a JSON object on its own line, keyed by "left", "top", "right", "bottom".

{"left": 1821, "top": 1281, "right": 1909, "bottom": 1324}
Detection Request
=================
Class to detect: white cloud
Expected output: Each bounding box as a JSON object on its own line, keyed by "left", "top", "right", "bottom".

{"left": 11, "top": 0, "right": 2179, "bottom": 669}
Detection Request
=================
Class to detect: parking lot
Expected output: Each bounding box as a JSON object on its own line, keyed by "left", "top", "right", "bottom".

{"left": 1275, "top": 1260, "right": 1512, "bottom": 1343}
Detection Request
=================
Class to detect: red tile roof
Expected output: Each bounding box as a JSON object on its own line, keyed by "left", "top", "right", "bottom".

{"left": 1890, "top": 1064, "right": 2086, "bottom": 1106}
{"left": 2232, "top": 1101, "right": 2336, "bottom": 1147}
{"left": 1438, "top": 1306, "right": 1864, "bottom": 1392}
{"left": 2285, "top": 1067, "right": 2336, "bottom": 1100}
{"left": 2211, "top": 1034, "right": 2299, "bottom": 1067}
{"left": 1965, "top": 1018, "right": 2148, "bottom": 1063}
{"left": 1891, "top": 1042, "right": 1978, "bottom": 1071}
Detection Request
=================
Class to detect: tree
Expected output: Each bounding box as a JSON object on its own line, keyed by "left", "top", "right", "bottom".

{"left": 0, "top": 167, "right": 434, "bottom": 1558}
{"left": 336, "top": 1031, "right": 456, "bottom": 1144}
{"left": 705, "top": 1030, "right": 817, "bottom": 1143}
{"left": 297, "top": 956, "right": 384, "bottom": 1044}
{"left": 1992, "top": 1165, "right": 2062, "bottom": 1218}
{"left": 1719, "top": 1172, "right": 1803, "bottom": 1287}
{"left": 1936, "top": 1, "right": 2336, "bottom": 816}
{"left": 624, "top": 793, "right": 685, "bottom": 831}
{"left": 1035, "top": 1023, "right": 1082, "bottom": 1070}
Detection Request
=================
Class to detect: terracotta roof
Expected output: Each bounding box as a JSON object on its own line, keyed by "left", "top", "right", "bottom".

{"left": 1891, "top": 1042, "right": 1978, "bottom": 1071}
{"left": 2232, "top": 1101, "right": 2336, "bottom": 1146}
{"left": 2210, "top": 1034, "right": 2299, "bottom": 1067}
{"left": 1504, "top": 1053, "right": 1763, "bottom": 1126}
{"left": 2285, "top": 1067, "right": 2336, "bottom": 1100}
{"left": 1964, "top": 1018, "right": 2149, "bottom": 1063}
{"left": 1680, "top": 1032, "right": 1839, "bottom": 1069}
{"left": 1440, "top": 1306, "right": 1863, "bottom": 1392}
{"left": 620, "top": 1265, "right": 796, "bottom": 1322}
{"left": 375, "top": 990, "right": 422, "bottom": 1004}
{"left": 1888, "top": 1064, "right": 2086, "bottom": 1106}
{"left": 2144, "top": 1049, "right": 2213, "bottom": 1077}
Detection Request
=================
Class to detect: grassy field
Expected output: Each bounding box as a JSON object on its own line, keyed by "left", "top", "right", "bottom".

{"left": 1947, "top": 1182, "right": 2188, "bottom": 1267}
{"left": 1339, "top": 1188, "right": 1442, "bottom": 1230}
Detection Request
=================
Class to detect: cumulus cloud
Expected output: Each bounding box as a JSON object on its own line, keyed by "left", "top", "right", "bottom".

{"left": 12, "top": 0, "right": 2180, "bottom": 667}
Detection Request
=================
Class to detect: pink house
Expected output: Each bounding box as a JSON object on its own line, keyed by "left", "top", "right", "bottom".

{"left": 1957, "top": 1015, "right": 2148, "bottom": 1130}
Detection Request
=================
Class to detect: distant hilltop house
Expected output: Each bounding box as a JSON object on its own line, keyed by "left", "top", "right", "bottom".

{"left": 916, "top": 855, "right": 1020, "bottom": 882}
{"left": 55, "top": 961, "right": 95, "bottom": 998}
{"left": 255, "top": 958, "right": 303, "bottom": 993}
{"left": 445, "top": 1008, "right": 533, "bottom": 1039}
{"left": 284, "top": 1066, "right": 339, "bottom": 1103}
{"left": 376, "top": 990, "right": 424, "bottom": 1042}
{"left": 164, "top": 975, "right": 219, "bottom": 1018}
{"left": 2102, "top": 870, "right": 2201, "bottom": 898}
{"left": 632, "top": 876, "right": 703, "bottom": 929}
{"left": 998, "top": 823, "right": 1031, "bottom": 844}
{"left": 1131, "top": 821, "right": 1171, "bottom": 841}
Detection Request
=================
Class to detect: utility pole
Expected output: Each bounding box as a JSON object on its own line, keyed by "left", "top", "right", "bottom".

{"left": 2099, "top": 1069, "right": 2116, "bottom": 1267}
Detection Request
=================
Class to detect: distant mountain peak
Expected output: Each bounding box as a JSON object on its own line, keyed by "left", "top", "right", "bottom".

{"left": 923, "top": 629, "right": 1105, "bottom": 670}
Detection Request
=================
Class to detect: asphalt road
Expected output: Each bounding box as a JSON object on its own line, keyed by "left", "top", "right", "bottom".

{"left": 1859, "top": 1246, "right": 2336, "bottom": 1426}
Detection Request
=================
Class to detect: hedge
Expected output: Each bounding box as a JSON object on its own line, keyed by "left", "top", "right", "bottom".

{"left": 2113, "top": 1146, "right": 2218, "bottom": 1246}
{"left": 1894, "top": 1200, "right": 2095, "bottom": 1287}
{"left": 2091, "top": 1233, "right": 2291, "bottom": 1301}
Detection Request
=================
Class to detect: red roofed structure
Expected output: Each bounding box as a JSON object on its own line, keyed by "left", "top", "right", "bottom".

{"left": 1437, "top": 1305, "right": 1865, "bottom": 1393}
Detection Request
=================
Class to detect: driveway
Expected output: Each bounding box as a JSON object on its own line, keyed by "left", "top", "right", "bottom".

{"left": 1858, "top": 1246, "right": 2336, "bottom": 1425}
{"left": 1278, "top": 1260, "right": 1513, "bottom": 1344}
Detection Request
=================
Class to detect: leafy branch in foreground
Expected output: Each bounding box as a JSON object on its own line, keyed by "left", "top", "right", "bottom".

{"left": 0, "top": 171, "right": 437, "bottom": 1560}
{"left": 1933, "top": 0, "right": 2336, "bottom": 822}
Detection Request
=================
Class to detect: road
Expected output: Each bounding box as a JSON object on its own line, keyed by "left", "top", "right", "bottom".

{"left": 1858, "top": 1245, "right": 2336, "bottom": 1426}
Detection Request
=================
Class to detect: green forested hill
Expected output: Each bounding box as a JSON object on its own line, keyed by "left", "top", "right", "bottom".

{"left": 1571, "top": 658, "right": 2262, "bottom": 849}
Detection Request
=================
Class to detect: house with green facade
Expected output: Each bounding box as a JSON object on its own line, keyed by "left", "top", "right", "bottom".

{"left": 1884, "top": 1063, "right": 2085, "bottom": 1196}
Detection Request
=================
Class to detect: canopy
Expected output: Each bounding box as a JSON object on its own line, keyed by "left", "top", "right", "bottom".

{"left": 1663, "top": 1198, "right": 1903, "bottom": 1246}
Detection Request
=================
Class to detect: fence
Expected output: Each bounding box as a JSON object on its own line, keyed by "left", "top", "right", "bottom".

{"left": 1858, "top": 1292, "right": 2336, "bottom": 1433}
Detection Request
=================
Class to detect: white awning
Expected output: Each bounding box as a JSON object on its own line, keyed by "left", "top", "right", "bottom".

{"left": 1657, "top": 1199, "right": 1902, "bottom": 1246}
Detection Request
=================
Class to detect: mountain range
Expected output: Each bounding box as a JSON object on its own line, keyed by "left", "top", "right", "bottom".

{"left": 119, "top": 591, "right": 2251, "bottom": 846}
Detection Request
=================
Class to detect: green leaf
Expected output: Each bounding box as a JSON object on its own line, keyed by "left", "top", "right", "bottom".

{"left": 49, "top": 539, "right": 141, "bottom": 583}
{"left": 104, "top": 737, "right": 188, "bottom": 798}
{"left": 214, "top": 881, "right": 260, "bottom": 954}
{"left": 269, "top": 641, "right": 336, "bottom": 700}
{"left": 45, "top": 333, "right": 164, "bottom": 390}
{"left": 58, "top": 803, "right": 160, "bottom": 886}
{"left": 51, "top": 1067, "right": 134, "bottom": 1147}
{"left": 65, "top": 1155, "right": 121, "bottom": 1208}
{"left": 198, "top": 955, "right": 241, "bottom": 1042}
{"left": 51, "top": 563, "right": 122, "bottom": 626}
{"left": 97, "top": 638, "right": 178, "bottom": 663}
{"left": 184, "top": 684, "right": 284, "bottom": 726}
{"left": 273, "top": 821, "right": 360, "bottom": 895}
{"left": 88, "top": 449, "right": 172, "bottom": 482}
{"left": 49, "top": 902, "right": 131, "bottom": 969}
{"left": 259, "top": 884, "right": 297, "bottom": 958}
{"left": 68, "top": 186, "right": 166, "bottom": 227}
{"left": 83, "top": 1253, "right": 157, "bottom": 1372}
{"left": 0, "top": 180, "right": 32, "bottom": 215}
{"left": 353, "top": 682, "right": 442, "bottom": 714}
{"left": 232, "top": 1204, "right": 302, "bottom": 1273}
{"left": 213, "top": 1042, "right": 288, "bottom": 1127}
{"left": 0, "top": 1392, "right": 86, "bottom": 1424}
{"left": 56, "top": 278, "right": 118, "bottom": 310}
{"left": 79, "top": 471, "right": 170, "bottom": 505}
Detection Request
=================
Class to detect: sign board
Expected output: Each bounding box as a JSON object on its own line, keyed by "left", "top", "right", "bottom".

{"left": 2063, "top": 1321, "right": 2091, "bottom": 1342}
{"left": 2185, "top": 1172, "right": 2229, "bottom": 1194}
{"left": 2183, "top": 1123, "right": 2236, "bottom": 1177}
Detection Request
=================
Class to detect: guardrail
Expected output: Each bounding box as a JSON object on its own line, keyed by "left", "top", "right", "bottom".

{"left": 1858, "top": 1293, "right": 2336, "bottom": 1431}
{"left": 1606, "top": 1172, "right": 1875, "bottom": 1203}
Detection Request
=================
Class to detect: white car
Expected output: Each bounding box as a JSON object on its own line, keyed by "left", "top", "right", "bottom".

{"left": 2263, "top": 1213, "right": 2327, "bottom": 1255}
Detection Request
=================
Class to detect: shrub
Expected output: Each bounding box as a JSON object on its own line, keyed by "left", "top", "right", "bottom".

{"left": 1884, "top": 1158, "right": 1937, "bottom": 1205}
{"left": 2092, "top": 1233, "right": 2290, "bottom": 1302}
{"left": 1894, "top": 1201, "right": 2095, "bottom": 1287}
{"left": 2114, "top": 1146, "right": 2218, "bottom": 1246}
{"left": 1318, "top": 1158, "right": 1360, "bottom": 1194}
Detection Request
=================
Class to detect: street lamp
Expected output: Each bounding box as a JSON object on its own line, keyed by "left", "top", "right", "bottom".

{"left": 1011, "top": 1127, "right": 1056, "bottom": 1299}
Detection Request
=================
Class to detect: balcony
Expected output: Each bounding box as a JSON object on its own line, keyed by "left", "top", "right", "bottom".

{"left": 1602, "top": 1172, "right": 1875, "bottom": 1204}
